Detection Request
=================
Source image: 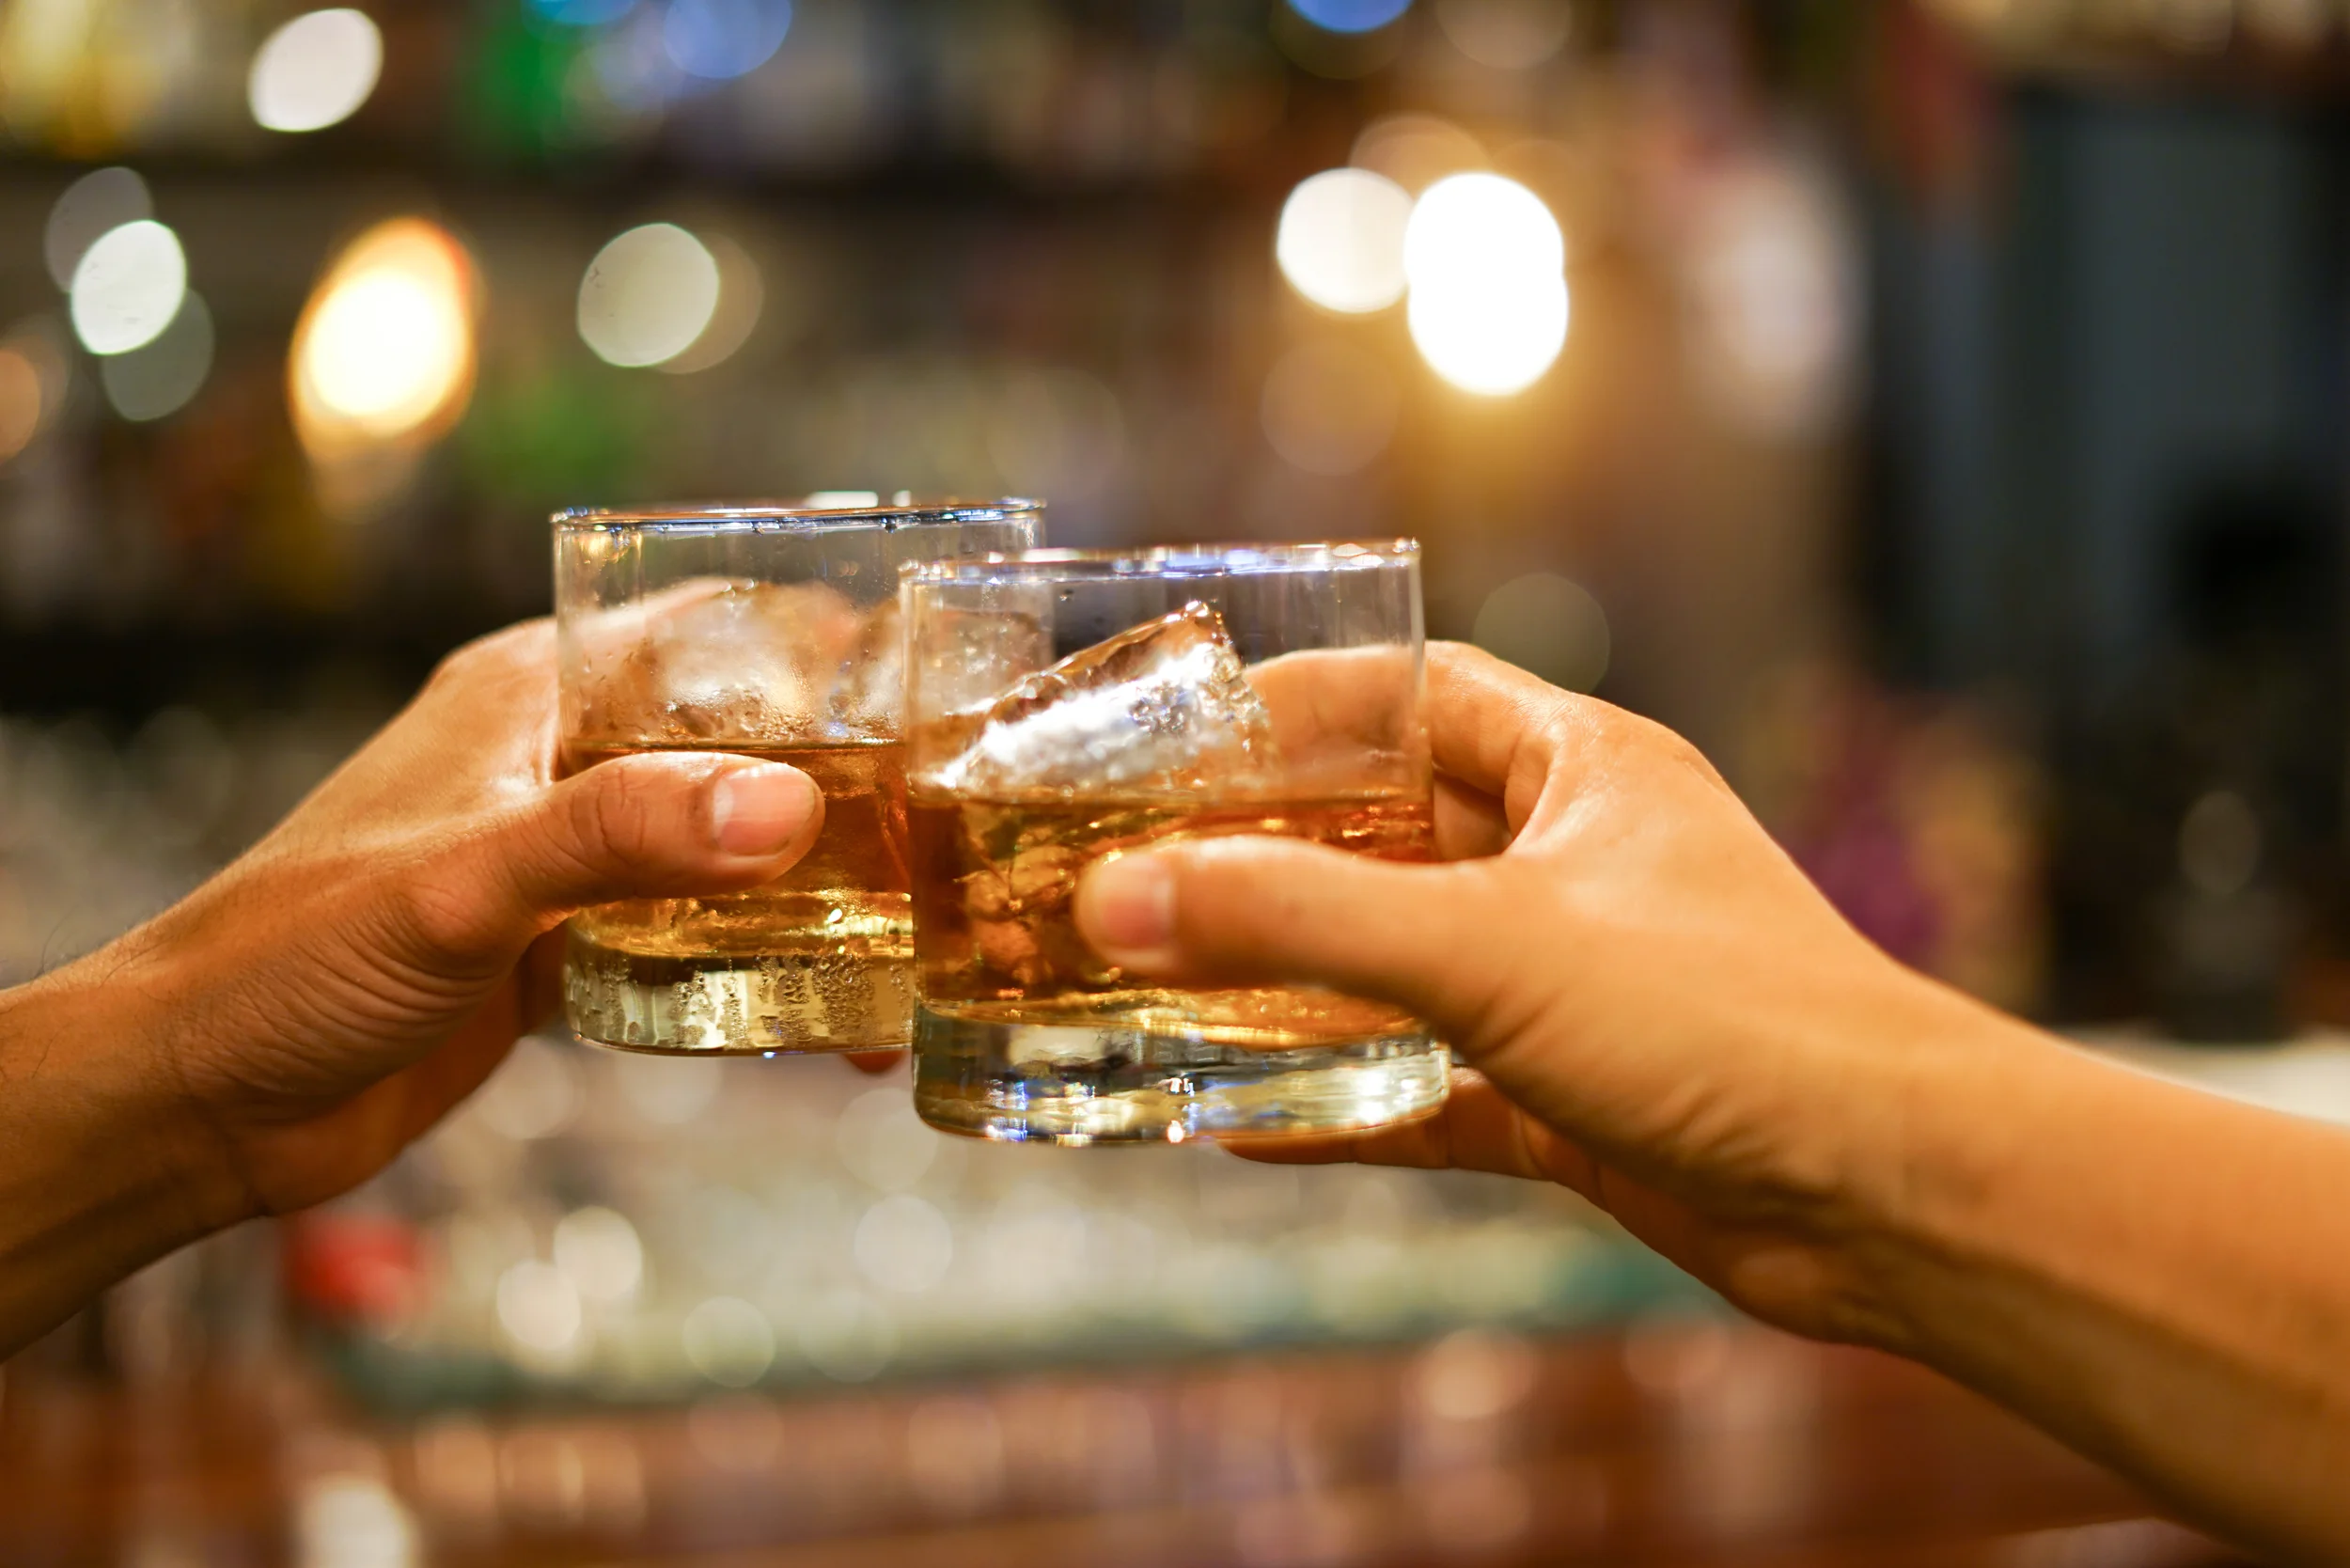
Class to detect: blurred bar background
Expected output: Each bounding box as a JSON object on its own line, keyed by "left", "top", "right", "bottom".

{"left": 6, "top": 0, "right": 2348, "bottom": 1562}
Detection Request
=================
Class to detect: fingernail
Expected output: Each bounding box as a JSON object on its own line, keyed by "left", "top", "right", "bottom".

{"left": 710, "top": 764, "right": 820, "bottom": 856}
{"left": 1079, "top": 852, "right": 1177, "bottom": 964}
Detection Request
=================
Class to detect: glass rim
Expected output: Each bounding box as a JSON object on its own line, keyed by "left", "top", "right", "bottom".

{"left": 901, "top": 539, "right": 1418, "bottom": 585}
{"left": 551, "top": 495, "right": 1043, "bottom": 534}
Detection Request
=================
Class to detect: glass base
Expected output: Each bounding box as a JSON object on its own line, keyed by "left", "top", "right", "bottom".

{"left": 563, "top": 929, "right": 915, "bottom": 1055}
{"left": 911, "top": 1005, "right": 1449, "bottom": 1145}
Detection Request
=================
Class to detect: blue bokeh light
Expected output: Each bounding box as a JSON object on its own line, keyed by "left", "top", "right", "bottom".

{"left": 528, "top": 0, "right": 638, "bottom": 28}
{"left": 660, "top": 0, "right": 792, "bottom": 79}
{"left": 1285, "top": 0, "right": 1413, "bottom": 35}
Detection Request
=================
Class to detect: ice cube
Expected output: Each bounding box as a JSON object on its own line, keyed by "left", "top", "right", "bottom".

{"left": 828, "top": 598, "right": 904, "bottom": 737}
{"left": 932, "top": 602, "right": 1278, "bottom": 793}
{"left": 572, "top": 580, "right": 865, "bottom": 745}
{"left": 911, "top": 602, "right": 1053, "bottom": 719}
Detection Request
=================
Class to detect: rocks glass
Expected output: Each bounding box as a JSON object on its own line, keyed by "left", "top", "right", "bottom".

{"left": 900, "top": 541, "right": 1449, "bottom": 1142}
{"left": 555, "top": 498, "right": 1041, "bottom": 1054}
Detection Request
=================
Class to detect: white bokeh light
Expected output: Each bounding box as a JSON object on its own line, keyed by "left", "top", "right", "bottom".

{"left": 1408, "top": 270, "right": 1567, "bottom": 395}
{"left": 552, "top": 1207, "right": 645, "bottom": 1303}
{"left": 249, "top": 9, "right": 384, "bottom": 133}
{"left": 1402, "top": 173, "right": 1568, "bottom": 395}
{"left": 1276, "top": 167, "right": 1412, "bottom": 314}
{"left": 99, "top": 291, "right": 212, "bottom": 422}
{"left": 70, "top": 220, "right": 187, "bottom": 355}
{"left": 1402, "top": 172, "right": 1563, "bottom": 291}
{"left": 44, "top": 167, "right": 151, "bottom": 290}
{"left": 578, "top": 223, "right": 722, "bottom": 368}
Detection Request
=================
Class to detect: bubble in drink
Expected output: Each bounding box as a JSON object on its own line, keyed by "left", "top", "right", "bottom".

{"left": 931, "top": 602, "right": 1278, "bottom": 794}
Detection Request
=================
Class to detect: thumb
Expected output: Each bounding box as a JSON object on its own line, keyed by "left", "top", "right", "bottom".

{"left": 432, "top": 753, "right": 825, "bottom": 958}
{"left": 1072, "top": 838, "right": 1519, "bottom": 1043}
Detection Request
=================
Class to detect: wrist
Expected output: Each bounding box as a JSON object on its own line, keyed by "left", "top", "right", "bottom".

{"left": 0, "top": 944, "right": 254, "bottom": 1349}
{"left": 1825, "top": 976, "right": 2079, "bottom": 1357}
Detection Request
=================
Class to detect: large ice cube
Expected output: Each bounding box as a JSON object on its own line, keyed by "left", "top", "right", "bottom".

{"left": 932, "top": 602, "right": 1278, "bottom": 793}
{"left": 576, "top": 580, "right": 867, "bottom": 745}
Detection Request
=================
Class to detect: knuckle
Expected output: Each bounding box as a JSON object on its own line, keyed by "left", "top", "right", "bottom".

{"left": 388, "top": 848, "right": 505, "bottom": 963}
{"left": 577, "top": 763, "right": 666, "bottom": 875}
{"left": 425, "top": 620, "right": 554, "bottom": 695}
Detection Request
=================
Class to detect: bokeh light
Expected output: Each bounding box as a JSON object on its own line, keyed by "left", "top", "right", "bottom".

{"left": 1403, "top": 172, "right": 1568, "bottom": 395}
{"left": 0, "top": 348, "right": 42, "bottom": 466}
{"left": 682, "top": 1295, "right": 776, "bottom": 1388}
{"left": 495, "top": 1260, "right": 585, "bottom": 1355}
{"left": 661, "top": 0, "right": 791, "bottom": 80}
{"left": 99, "top": 291, "right": 212, "bottom": 422}
{"left": 1681, "top": 162, "right": 1859, "bottom": 440}
{"left": 552, "top": 1207, "right": 645, "bottom": 1303}
{"left": 1351, "top": 113, "right": 1485, "bottom": 194}
{"left": 248, "top": 9, "right": 383, "bottom": 133}
{"left": 44, "top": 167, "right": 150, "bottom": 291}
{"left": 1472, "top": 572, "right": 1609, "bottom": 691}
{"left": 70, "top": 220, "right": 187, "bottom": 356}
{"left": 659, "top": 231, "right": 763, "bottom": 375}
{"left": 854, "top": 1194, "right": 953, "bottom": 1295}
{"left": 1403, "top": 172, "right": 1563, "bottom": 291}
{"left": 1433, "top": 0, "right": 1571, "bottom": 69}
{"left": 1260, "top": 340, "right": 1400, "bottom": 475}
{"left": 1276, "top": 168, "right": 1412, "bottom": 315}
{"left": 1286, "top": 0, "right": 1413, "bottom": 34}
{"left": 578, "top": 223, "right": 722, "bottom": 368}
{"left": 290, "top": 217, "right": 478, "bottom": 486}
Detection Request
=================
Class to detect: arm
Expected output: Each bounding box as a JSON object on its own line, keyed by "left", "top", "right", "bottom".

{"left": 1073, "top": 641, "right": 2350, "bottom": 1562}
{"left": 0, "top": 620, "right": 825, "bottom": 1356}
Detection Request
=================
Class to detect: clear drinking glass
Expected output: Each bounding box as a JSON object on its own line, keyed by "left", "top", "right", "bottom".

{"left": 555, "top": 497, "right": 1042, "bottom": 1054}
{"left": 901, "top": 541, "right": 1449, "bottom": 1143}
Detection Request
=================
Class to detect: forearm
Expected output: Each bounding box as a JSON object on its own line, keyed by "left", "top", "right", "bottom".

{"left": 1865, "top": 1011, "right": 2350, "bottom": 1560}
{"left": 0, "top": 951, "right": 245, "bottom": 1358}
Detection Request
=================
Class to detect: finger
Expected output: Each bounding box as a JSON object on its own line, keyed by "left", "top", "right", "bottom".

{"left": 1248, "top": 646, "right": 1419, "bottom": 760}
{"left": 845, "top": 1049, "right": 905, "bottom": 1075}
{"left": 417, "top": 753, "right": 825, "bottom": 961}
{"left": 1434, "top": 774, "right": 1512, "bottom": 861}
{"left": 1423, "top": 642, "right": 1737, "bottom": 838}
{"left": 1073, "top": 836, "right": 1531, "bottom": 1034}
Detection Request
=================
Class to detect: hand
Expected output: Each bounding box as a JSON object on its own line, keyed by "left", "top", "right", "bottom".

{"left": 18, "top": 620, "right": 830, "bottom": 1227}
{"left": 1074, "top": 641, "right": 2029, "bottom": 1347}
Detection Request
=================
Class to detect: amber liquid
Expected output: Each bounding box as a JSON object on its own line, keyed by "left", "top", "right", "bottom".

{"left": 908, "top": 788, "right": 1433, "bottom": 1049}
{"left": 561, "top": 739, "right": 913, "bottom": 1053}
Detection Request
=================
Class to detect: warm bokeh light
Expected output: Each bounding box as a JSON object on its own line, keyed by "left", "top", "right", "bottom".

{"left": 1286, "top": 0, "right": 1413, "bottom": 34}
{"left": 290, "top": 216, "right": 477, "bottom": 486}
{"left": 99, "top": 291, "right": 212, "bottom": 422}
{"left": 43, "top": 167, "right": 150, "bottom": 291}
{"left": 1276, "top": 168, "right": 1412, "bottom": 315}
{"left": 1408, "top": 271, "right": 1567, "bottom": 395}
{"left": 0, "top": 348, "right": 41, "bottom": 466}
{"left": 69, "top": 219, "right": 186, "bottom": 355}
{"left": 578, "top": 223, "right": 722, "bottom": 368}
{"left": 248, "top": 8, "right": 384, "bottom": 133}
{"left": 1403, "top": 172, "right": 1568, "bottom": 395}
{"left": 1351, "top": 113, "right": 1486, "bottom": 195}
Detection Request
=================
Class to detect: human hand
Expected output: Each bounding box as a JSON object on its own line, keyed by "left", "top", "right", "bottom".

{"left": 34, "top": 619, "right": 834, "bottom": 1227}
{"left": 1074, "top": 642, "right": 2032, "bottom": 1347}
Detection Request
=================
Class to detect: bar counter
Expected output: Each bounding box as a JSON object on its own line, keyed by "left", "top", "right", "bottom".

{"left": 0, "top": 1325, "right": 2250, "bottom": 1567}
